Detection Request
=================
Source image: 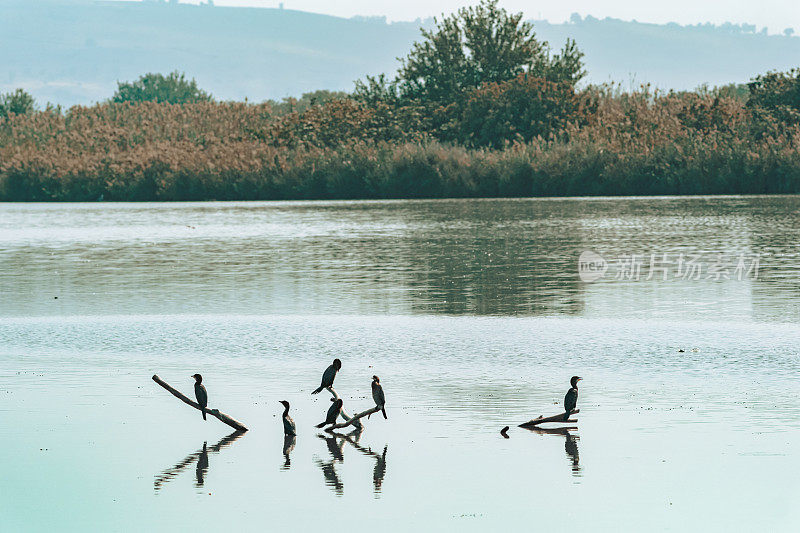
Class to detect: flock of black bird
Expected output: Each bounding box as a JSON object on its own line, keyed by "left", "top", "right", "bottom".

{"left": 191, "top": 358, "right": 390, "bottom": 436}
{"left": 191, "top": 360, "right": 580, "bottom": 437}
{"left": 161, "top": 364, "right": 583, "bottom": 494}
{"left": 174, "top": 359, "right": 394, "bottom": 496}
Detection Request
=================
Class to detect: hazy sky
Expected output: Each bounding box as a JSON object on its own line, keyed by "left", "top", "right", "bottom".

{"left": 200, "top": 1, "right": 799, "bottom": 32}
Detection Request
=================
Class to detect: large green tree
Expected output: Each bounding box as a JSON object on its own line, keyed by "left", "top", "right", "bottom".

{"left": 0, "top": 89, "right": 36, "bottom": 118}
{"left": 356, "top": 0, "right": 585, "bottom": 104}
{"left": 746, "top": 68, "right": 800, "bottom": 124}
{"left": 449, "top": 74, "right": 587, "bottom": 148}
{"left": 112, "top": 71, "right": 212, "bottom": 104}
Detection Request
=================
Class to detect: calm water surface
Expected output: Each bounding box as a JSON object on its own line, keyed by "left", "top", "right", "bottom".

{"left": 1, "top": 197, "right": 799, "bottom": 531}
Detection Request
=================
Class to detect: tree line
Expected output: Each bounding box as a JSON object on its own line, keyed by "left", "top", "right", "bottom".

{"left": 1, "top": 0, "right": 799, "bottom": 201}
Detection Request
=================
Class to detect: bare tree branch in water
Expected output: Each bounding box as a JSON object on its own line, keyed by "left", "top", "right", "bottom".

{"left": 324, "top": 386, "right": 386, "bottom": 432}
{"left": 518, "top": 409, "right": 580, "bottom": 427}
{"left": 323, "top": 386, "right": 363, "bottom": 430}
{"left": 152, "top": 374, "right": 248, "bottom": 432}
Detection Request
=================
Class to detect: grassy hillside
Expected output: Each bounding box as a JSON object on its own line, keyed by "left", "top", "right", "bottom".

{"left": 1, "top": 1, "right": 799, "bottom": 106}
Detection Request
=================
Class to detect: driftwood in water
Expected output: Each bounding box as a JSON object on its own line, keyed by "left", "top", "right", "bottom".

{"left": 518, "top": 409, "right": 580, "bottom": 428}
{"left": 327, "top": 404, "right": 382, "bottom": 432}
{"left": 324, "top": 386, "right": 366, "bottom": 430}
{"left": 522, "top": 426, "right": 578, "bottom": 435}
{"left": 152, "top": 374, "right": 248, "bottom": 432}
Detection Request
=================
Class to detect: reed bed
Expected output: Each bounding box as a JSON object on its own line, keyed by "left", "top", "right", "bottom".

{"left": 1, "top": 89, "right": 798, "bottom": 201}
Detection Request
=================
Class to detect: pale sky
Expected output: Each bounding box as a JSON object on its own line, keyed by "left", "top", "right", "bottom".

{"left": 195, "top": 0, "right": 799, "bottom": 32}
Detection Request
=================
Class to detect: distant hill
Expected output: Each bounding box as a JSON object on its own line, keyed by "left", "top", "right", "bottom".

{"left": 2, "top": 0, "right": 799, "bottom": 106}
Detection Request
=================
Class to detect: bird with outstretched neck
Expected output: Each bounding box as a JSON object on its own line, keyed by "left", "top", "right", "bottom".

{"left": 279, "top": 400, "right": 296, "bottom": 436}
{"left": 312, "top": 359, "right": 342, "bottom": 394}
{"left": 316, "top": 398, "right": 343, "bottom": 428}
{"left": 371, "top": 375, "right": 387, "bottom": 419}
{"left": 193, "top": 374, "right": 208, "bottom": 420}
{"left": 564, "top": 376, "right": 581, "bottom": 421}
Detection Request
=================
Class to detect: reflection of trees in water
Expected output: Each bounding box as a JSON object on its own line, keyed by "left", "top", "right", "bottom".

{"left": 745, "top": 203, "right": 800, "bottom": 322}
{"left": 399, "top": 202, "right": 588, "bottom": 316}
{"left": 154, "top": 430, "right": 245, "bottom": 492}
{"left": 524, "top": 426, "right": 581, "bottom": 477}
{"left": 15, "top": 197, "right": 800, "bottom": 318}
{"left": 314, "top": 430, "right": 388, "bottom": 497}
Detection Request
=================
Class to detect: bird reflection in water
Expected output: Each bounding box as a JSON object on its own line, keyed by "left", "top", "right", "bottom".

{"left": 372, "top": 445, "right": 388, "bottom": 494}
{"left": 314, "top": 433, "right": 346, "bottom": 495}
{"left": 314, "top": 430, "right": 388, "bottom": 497}
{"left": 324, "top": 433, "right": 346, "bottom": 462}
{"left": 524, "top": 426, "right": 581, "bottom": 477}
{"left": 281, "top": 434, "right": 296, "bottom": 470}
{"left": 195, "top": 442, "right": 209, "bottom": 486}
{"left": 153, "top": 430, "right": 245, "bottom": 492}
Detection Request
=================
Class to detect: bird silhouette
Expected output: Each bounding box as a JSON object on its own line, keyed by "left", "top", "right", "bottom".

{"left": 317, "top": 398, "right": 343, "bottom": 428}
{"left": 312, "top": 359, "right": 341, "bottom": 394}
{"left": 564, "top": 376, "right": 581, "bottom": 421}
{"left": 370, "top": 375, "right": 387, "bottom": 419}
{"left": 193, "top": 374, "right": 208, "bottom": 420}
{"left": 279, "top": 400, "right": 296, "bottom": 436}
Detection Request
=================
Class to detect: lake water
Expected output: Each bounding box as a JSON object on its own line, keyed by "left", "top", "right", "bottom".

{"left": 1, "top": 197, "right": 799, "bottom": 531}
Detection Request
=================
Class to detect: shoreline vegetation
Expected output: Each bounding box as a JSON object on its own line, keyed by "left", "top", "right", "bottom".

{"left": 2, "top": 2, "right": 799, "bottom": 202}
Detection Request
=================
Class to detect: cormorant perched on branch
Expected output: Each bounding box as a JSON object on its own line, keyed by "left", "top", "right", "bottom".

{"left": 564, "top": 376, "right": 581, "bottom": 421}
{"left": 193, "top": 374, "right": 208, "bottom": 420}
{"left": 316, "top": 399, "right": 343, "bottom": 428}
{"left": 312, "top": 358, "right": 342, "bottom": 394}
{"left": 279, "top": 400, "right": 296, "bottom": 436}
{"left": 371, "top": 375, "right": 387, "bottom": 419}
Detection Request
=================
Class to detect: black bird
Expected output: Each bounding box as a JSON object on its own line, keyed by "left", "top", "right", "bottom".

{"left": 370, "top": 375, "right": 387, "bottom": 419}
{"left": 312, "top": 359, "right": 342, "bottom": 394}
{"left": 316, "top": 398, "right": 343, "bottom": 428}
{"left": 563, "top": 376, "right": 581, "bottom": 421}
{"left": 279, "top": 400, "right": 296, "bottom": 436}
{"left": 193, "top": 374, "right": 208, "bottom": 420}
